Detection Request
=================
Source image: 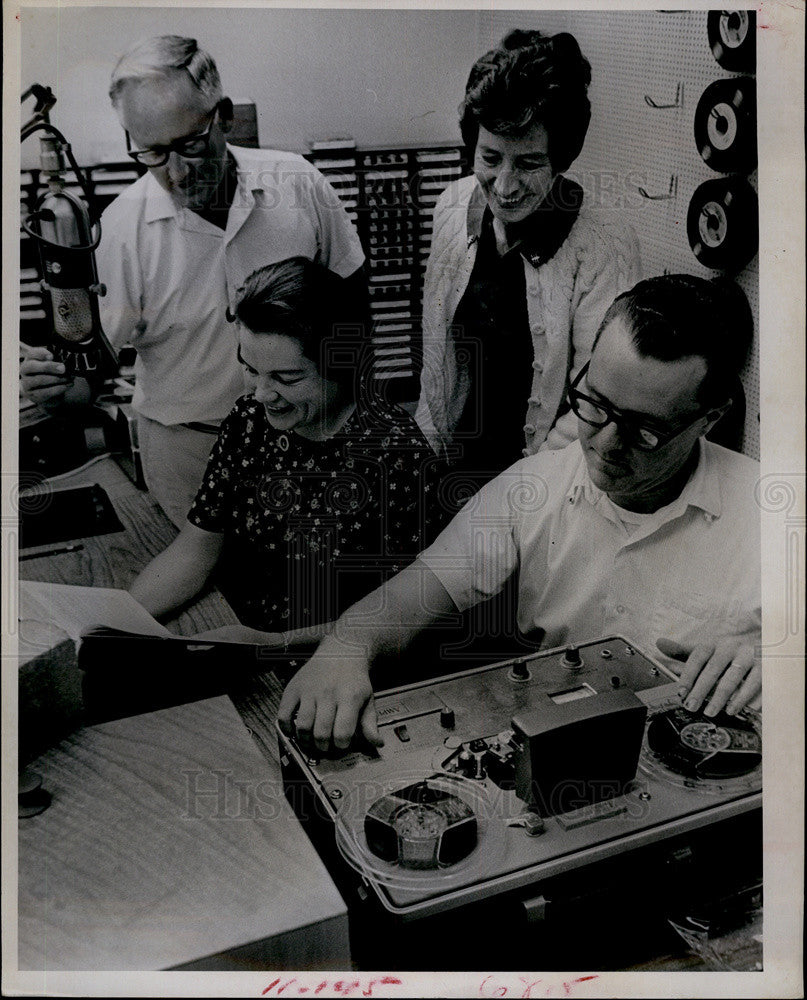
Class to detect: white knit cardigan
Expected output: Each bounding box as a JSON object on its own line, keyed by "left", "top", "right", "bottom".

{"left": 415, "top": 175, "right": 642, "bottom": 458}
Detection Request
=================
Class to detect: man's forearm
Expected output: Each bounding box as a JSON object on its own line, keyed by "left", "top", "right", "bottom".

{"left": 330, "top": 559, "right": 457, "bottom": 665}
{"left": 234, "top": 621, "right": 338, "bottom": 648}
{"left": 276, "top": 560, "right": 457, "bottom": 748}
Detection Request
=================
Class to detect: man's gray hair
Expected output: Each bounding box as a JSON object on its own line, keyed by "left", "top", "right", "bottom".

{"left": 109, "top": 35, "right": 222, "bottom": 106}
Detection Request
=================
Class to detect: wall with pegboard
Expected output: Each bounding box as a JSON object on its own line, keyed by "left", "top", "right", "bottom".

{"left": 480, "top": 9, "right": 760, "bottom": 458}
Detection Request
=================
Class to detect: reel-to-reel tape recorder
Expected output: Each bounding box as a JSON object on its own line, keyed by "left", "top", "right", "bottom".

{"left": 277, "top": 636, "right": 762, "bottom": 969}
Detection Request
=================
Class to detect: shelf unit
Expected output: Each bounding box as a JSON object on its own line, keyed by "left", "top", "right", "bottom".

{"left": 309, "top": 141, "right": 469, "bottom": 399}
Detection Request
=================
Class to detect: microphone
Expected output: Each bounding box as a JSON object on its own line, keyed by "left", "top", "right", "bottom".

{"left": 23, "top": 117, "right": 118, "bottom": 382}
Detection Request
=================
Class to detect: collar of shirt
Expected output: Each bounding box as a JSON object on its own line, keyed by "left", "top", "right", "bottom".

{"left": 223, "top": 144, "right": 270, "bottom": 244}
{"left": 466, "top": 174, "right": 584, "bottom": 266}
{"left": 224, "top": 144, "right": 320, "bottom": 247}
{"left": 567, "top": 438, "right": 723, "bottom": 537}
{"left": 143, "top": 171, "right": 179, "bottom": 224}
{"left": 142, "top": 145, "right": 250, "bottom": 233}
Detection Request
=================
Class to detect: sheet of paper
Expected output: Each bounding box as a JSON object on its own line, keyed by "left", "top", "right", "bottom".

{"left": 17, "top": 580, "right": 170, "bottom": 665}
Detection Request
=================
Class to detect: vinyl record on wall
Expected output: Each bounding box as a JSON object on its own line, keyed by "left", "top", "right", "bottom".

{"left": 687, "top": 177, "right": 758, "bottom": 272}
{"left": 695, "top": 78, "right": 757, "bottom": 173}
{"left": 708, "top": 10, "right": 756, "bottom": 73}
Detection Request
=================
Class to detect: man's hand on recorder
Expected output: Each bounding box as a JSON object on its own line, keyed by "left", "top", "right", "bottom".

{"left": 277, "top": 561, "right": 457, "bottom": 753}
{"left": 656, "top": 636, "right": 761, "bottom": 716}
{"left": 277, "top": 633, "right": 381, "bottom": 753}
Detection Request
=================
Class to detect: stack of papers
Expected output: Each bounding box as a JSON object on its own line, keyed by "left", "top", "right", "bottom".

{"left": 16, "top": 581, "right": 169, "bottom": 665}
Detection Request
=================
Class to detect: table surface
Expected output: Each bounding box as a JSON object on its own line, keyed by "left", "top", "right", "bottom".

{"left": 17, "top": 696, "right": 349, "bottom": 972}
{"left": 18, "top": 456, "right": 238, "bottom": 635}
{"left": 16, "top": 456, "right": 349, "bottom": 972}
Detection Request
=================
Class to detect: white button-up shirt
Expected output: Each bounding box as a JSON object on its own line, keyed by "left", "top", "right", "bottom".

{"left": 97, "top": 146, "right": 364, "bottom": 426}
{"left": 420, "top": 438, "right": 760, "bottom": 670}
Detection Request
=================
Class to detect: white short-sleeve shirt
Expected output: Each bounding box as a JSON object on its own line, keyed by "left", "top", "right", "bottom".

{"left": 419, "top": 439, "right": 761, "bottom": 670}
{"left": 96, "top": 146, "right": 365, "bottom": 426}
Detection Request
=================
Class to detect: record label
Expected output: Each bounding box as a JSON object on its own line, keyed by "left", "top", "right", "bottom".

{"left": 708, "top": 102, "right": 738, "bottom": 151}
{"left": 708, "top": 10, "right": 756, "bottom": 73}
{"left": 698, "top": 201, "right": 729, "bottom": 249}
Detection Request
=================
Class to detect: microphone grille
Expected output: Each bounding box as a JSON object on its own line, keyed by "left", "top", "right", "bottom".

{"left": 50, "top": 287, "right": 94, "bottom": 342}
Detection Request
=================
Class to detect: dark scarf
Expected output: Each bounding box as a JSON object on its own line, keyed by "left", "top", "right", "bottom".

{"left": 468, "top": 174, "right": 584, "bottom": 266}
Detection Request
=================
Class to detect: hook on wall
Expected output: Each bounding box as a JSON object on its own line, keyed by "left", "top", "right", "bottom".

{"left": 638, "top": 175, "right": 679, "bottom": 201}
{"left": 644, "top": 82, "right": 684, "bottom": 109}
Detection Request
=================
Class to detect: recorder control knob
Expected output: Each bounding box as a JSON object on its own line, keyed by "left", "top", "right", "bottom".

{"left": 457, "top": 750, "right": 474, "bottom": 777}
{"left": 509, "top": 659, "right": 531, "bottom": 681}
{"left": 561, "top": 645, "right": 583, "bottom": 670}
{"left": 440, "top": 708, "right": 456, "bottom": 730}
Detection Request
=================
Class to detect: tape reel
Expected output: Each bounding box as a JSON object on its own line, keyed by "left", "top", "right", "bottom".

{"left": 708, "top": 10, "right": 756, "bottom": 73}
{"left": 364, "top": 778, "right": 477, "bottom": 870}
{"left": 640, "top": 701, "right": 762, "bottom": 796}
{"left": 687, "top": 177, "right": 758, "bottom": 272}
{"left": 695, "top": 78, "right": 757, "bottom": 173}
{"left": 647, "top": 706, "right": 761, "bottom": 779}
{"left": 334, "top": 773, "right": 504, "bottom": 890}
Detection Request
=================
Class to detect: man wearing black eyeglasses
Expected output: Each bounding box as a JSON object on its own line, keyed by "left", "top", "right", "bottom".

{"left": 21, "top": 35, "right": 365, "bottom": 525}
{"left": 276, "top": 274, "right": 761, "bottom": 752}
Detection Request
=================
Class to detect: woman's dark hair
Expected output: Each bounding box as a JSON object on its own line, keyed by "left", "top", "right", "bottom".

{"left": 459, "top": 29, "right": 592, "bottom": 173}
{"left": 596, "top": 274, "right": 754, "bottom": 409}
{"left": 234, "top": 257, "right": 369, "bottom": 392}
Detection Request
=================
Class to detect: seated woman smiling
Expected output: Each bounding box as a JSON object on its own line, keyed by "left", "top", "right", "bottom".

{"left": 130, "top": 257, "right": 444, "bottom": 645}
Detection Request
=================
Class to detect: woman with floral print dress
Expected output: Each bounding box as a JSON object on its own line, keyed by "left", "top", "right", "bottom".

{"left": 130, "top": 258, "right": 445, "bottom": 645}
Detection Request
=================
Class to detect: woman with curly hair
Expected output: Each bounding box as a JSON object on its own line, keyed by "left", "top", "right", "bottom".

{"left": 416, "top": 29, "right": 642, "bottom": 489}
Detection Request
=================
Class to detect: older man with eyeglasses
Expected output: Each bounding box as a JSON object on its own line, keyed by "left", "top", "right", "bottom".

{"left": 277, "top": 274, "right": 761, "bottom": 752}
{"left": 21, "top": 35, "right": 365, "bottom": 525}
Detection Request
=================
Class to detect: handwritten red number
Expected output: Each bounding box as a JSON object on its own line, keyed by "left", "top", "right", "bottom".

{"left": 479, "top": 977, "right": 508, "bottom": 997}
{"left": 562, "top": 976, "right": 599, "bottom": 997}
{"left": 520, "top": 982, "right": 543, "bottom": 998}
{"left": 364, "top": 977, "right": 403, "bottom": 997}
{"left": 332, "top": 981, "right": 361, "bottom": 997}
{"left": 263, "top": 976, "right": 404, "bottom": 998}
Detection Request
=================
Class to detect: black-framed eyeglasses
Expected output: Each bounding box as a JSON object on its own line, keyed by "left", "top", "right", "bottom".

{"left": 567, "top": 362, "right": 708, "bottom": 452}
{"left": 125, "top": 103, "right": 220, "bottom": 167}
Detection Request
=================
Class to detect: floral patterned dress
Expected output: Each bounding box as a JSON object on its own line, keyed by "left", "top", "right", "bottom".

{"left": 188, "top": 396, "right": 447, "bottom": 632}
